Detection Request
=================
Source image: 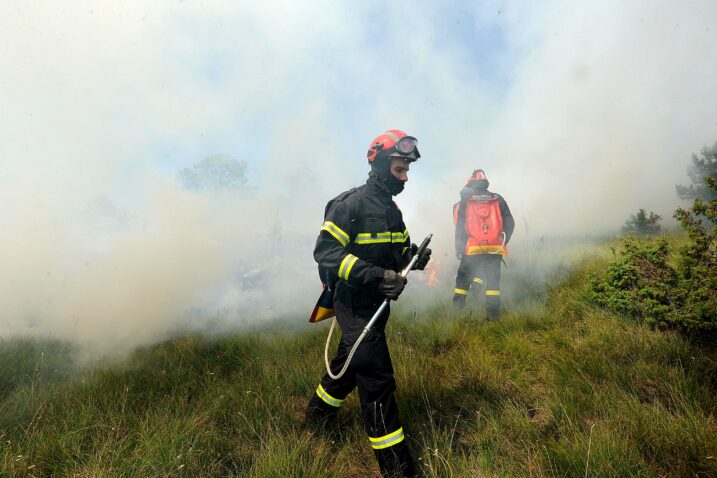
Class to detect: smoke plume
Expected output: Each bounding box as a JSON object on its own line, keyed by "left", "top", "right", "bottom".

{"left": 1, "top": 1, "right": 715, "bottom": 354}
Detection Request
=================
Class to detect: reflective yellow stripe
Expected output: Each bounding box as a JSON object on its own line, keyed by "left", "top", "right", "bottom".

{"left": 454, "top": 288, "right": 469, "bottom": 295}
{"left": 402, "top": 247, "right": 408, "bottom": 255}
{"left": 352, "top": 229, "right": 408, "bottom": 244}
{"left": 339, "top": 254, "right": 359, "bottom": 280}
{"left": 473, "top": 277, "right": 484, "bottom": 284}
{"left": 344, "top": 256, "right": 358, "bottom": 279}
{"left": 321, "top": 221, "right": 349, "bottom": 247}
{"left": 355, "top": 232, "right": 391, "bottom": 244}
{"left": 486, "top": 290, "right": 501, "bottom": 296}
{"left": 466, "top": 245, "right": 506, "bottom": 255}
{"left": 369, "top": 427, "right": 405, "bottom": 450}
{"left": 391, "top": 230, "right": 408, "bottom": 243}
{"left": 316, "top": 384, "right": 343, "bottom": 408}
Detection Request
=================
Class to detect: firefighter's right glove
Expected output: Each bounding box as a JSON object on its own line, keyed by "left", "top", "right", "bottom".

{"left": 409, "top": 243, "right": 432, "bottom": 270}
{"left": 378, "top": 269, "right": 407, "bottom": 300}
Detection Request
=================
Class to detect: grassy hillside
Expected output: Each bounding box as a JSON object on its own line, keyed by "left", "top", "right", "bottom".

{"left": 1, "top": 247, "right": 716, "bottom": 477}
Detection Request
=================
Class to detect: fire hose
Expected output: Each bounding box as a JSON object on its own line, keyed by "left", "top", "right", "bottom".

{"left": 324, "top": 234, "right": 432, "bottom": 380}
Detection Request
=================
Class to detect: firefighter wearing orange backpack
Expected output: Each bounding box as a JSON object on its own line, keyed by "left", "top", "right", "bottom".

{"left": 452, "top": 169, "right": 514, "bottom": 320}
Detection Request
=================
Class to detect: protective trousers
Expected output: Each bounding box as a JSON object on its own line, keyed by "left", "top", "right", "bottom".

{"left": 305, "top": 285, "right": 416, "bottom": 477}
{"left": 452, "top": 253, "right": 502, "bottom": 320}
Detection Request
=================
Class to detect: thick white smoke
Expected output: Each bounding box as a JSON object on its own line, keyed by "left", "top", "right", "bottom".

{"left": 1, "top": 1, "right": 715, "bottom": 354}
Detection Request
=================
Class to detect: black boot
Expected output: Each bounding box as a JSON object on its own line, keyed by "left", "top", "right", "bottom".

{"left": 375, "top": 442, "right": 417, "bottom": 477}
{"left": 486, "top": 298, "right": 501, "bottom": 322}
{"left": 303, "top": 396, "right": 340, "bottom": 437}
{"left": 452, "top": 293, "right": 467, "bottom": 310}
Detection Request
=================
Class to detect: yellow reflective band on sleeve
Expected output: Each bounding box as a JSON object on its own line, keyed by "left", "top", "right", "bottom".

{"left": 316, "top": 384, "right": 344, "bottom": 408}
{"left": 355, "top": 232, "right": 391, "bottom": 244}
{"left": 402, "top": 247, "right": 408, "bottom": 255}
{"left": 473, "top": 277, "right": 484, "bottom": 284}
{"left": 369, "top": 427, "right": 405, "bottom": 450}
{"left": 320, "top": 221, "right": 349, "bottom": 247}
{"left": 454, "top": 288, "right": 469, "bottom": 295}
{"left": 338, "top": 254, "right": 359, "bottom": 280}
{"left": 486, "top": 290, "right": 501, "bottom": 296}
{"left": 391, "top": 229, "right": 409, "bottom": 243}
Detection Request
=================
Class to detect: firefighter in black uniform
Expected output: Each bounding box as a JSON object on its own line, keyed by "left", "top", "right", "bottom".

{"left": 305, "top": 130, "right": 431, "bottom": 477}
{"left": 453, "top": 169, "right": 514, "bottom": 320}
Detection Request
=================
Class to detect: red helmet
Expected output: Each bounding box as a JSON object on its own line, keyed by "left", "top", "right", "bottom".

{"left": 366, "top": 129, "right": 420, "bottom": 163}
{"left": 466, "top": 169, "right": 487, "bottom": 183}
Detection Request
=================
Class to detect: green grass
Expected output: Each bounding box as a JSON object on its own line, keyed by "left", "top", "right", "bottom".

{"left": 1, "top": 247, "right": 716, "bottom": 477}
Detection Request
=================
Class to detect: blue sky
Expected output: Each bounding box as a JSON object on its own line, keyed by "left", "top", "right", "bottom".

{"left": 150, "top": 1, "right": 522, "bottom": 181}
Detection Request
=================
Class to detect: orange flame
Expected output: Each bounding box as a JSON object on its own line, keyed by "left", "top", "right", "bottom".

{"left": 428, "top": 269, "right": 439, "bottom": 286}
{"left": 423, "top": 258, "right": 442, "bottom": 287}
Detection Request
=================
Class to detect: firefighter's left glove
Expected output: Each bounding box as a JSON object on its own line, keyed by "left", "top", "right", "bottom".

{"left": 409, "top": 243, "right": 432, "bottom": 270}
{"left": 378, "top": 270, "right": 407, "bottom": 300}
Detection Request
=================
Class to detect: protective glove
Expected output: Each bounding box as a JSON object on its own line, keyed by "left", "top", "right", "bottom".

{"left": 378, "top": 269, "right": 407, "bottom": 300}
{"left": 409, "top": 243, "right": 432, "bottom": 270}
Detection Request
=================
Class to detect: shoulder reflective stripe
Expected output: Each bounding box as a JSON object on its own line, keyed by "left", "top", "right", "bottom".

{"left": 486, "top": 290, "right": 501, "bottom": 296}
{"left": 454, "top": 288, "right": 469, "bottom": 295}
{"left": 473, "top": 277, "right": 484, "bottom": 284}
{"left": 320, "top": 221, "right": 349, "bottom": 247}
{"left": 369, "top": 427, "right": 405, "bottom": 450}
{"left": 355, "top": 232, "right": 391, "bottom": 244}
{"left": 339, "top": 254, "right": 359, "bottom": 280}
{"left": 316, "top": 384, "right": 343, "bottom": 408}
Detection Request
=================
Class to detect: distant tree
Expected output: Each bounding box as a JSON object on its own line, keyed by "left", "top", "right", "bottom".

{"left": 676, "top": 142, "right": 717, "bottom": 201}
{"left": 84, "top": 195, "right": 128, "bottom": 228}
{"left": 622, "top": 209, "right": 662, "bottom": 236}
{"left": 673, "top": 173, "right": 717, "bottom": 333}
{"left": 179, "top": 155, "right": 248, "bottom": 192}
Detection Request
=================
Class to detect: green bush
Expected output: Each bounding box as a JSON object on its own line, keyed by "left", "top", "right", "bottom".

{"left": 590, "top": 237, "right": 678, "bottom": 329}
{"left": 592, "top": 176, "right": 717, "bottom": 335}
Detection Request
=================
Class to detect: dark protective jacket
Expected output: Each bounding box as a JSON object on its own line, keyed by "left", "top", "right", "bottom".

{"left": 309, "top": 173, "right": 417, "bottom": 476}
{"left": 314, "top": 174, "right": 412, "bottom": 299}
{"left": 306, "top": 173, "right": 415, "bottom": 476}
{"left": 454, "top": 182, "right": 514, "bottom": 256}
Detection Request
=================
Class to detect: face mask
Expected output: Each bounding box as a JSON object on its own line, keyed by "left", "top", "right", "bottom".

{"left": 386, "top": 173, "right": 406, "bottom": 195}
{"left": 371, "top": 157, "right": 406, "bottom": 195}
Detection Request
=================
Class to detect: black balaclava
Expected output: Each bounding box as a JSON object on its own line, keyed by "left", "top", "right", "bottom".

{"left": 370, "top": 155, "right": 406, "bottom": 195}
{"left": 471, "top": 179, "right": 489, "bottom": 191}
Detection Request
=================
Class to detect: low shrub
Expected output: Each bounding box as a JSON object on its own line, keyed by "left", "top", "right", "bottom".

{"left": 592, "top": 176, "right": 717, "bottom": 335}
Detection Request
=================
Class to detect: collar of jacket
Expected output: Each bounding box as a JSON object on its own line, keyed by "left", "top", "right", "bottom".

{"left": 366, "top": 172, "right": 395, "bottom": 201}
{"left": 461, "top": 185, "right": 491, "bottom": 200}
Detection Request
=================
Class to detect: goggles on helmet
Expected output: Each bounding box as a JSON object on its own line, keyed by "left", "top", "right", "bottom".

{"left": 391, "top": 136, "right": 418, "bottom": 157}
